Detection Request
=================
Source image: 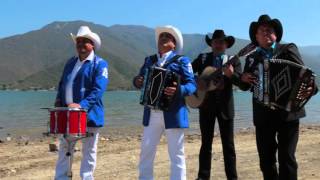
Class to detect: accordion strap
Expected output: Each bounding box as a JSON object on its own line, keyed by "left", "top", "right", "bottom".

{"left": 149, "top": 54, "right": 158, "bottom": 65}
{"left": 272, "top": 43, "right": 294, "bottom": 59}
{"left": 163, "top": 55, "right": 183, "bottom": 68}
{"left": 149, "top": 54, "right": 183, "bottom": 67}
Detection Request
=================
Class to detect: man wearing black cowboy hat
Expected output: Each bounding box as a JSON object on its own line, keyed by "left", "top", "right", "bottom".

{"left": 192, "top": 29, "right": 242, "bottom": 180}
{"left": 239, "top": 14, "right": 318, "bottom": 180}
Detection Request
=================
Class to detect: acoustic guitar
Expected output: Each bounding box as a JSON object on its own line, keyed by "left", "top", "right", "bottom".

{"left": 186, "top": 43, "right": 257, "bottom": 108}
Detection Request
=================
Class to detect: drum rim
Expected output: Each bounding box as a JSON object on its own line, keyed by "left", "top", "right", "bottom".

{"left": 48, "top": 107, "right": 87, "bottom": 112}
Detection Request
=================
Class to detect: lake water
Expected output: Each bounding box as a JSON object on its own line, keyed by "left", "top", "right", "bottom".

{"left": 0, "top": 90, "right": 319, "bottom": 138}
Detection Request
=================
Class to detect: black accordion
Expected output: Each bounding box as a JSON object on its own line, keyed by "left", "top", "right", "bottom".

{"left": 253, "top": 58, "right": 315, "bottom": 111}
{"left": 140, "top": 66, "right": 180, "bottom": 111}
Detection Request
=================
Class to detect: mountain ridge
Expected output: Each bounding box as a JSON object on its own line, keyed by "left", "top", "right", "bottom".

{"left": 0, "top": 20, "right": 318, "bottom": 90}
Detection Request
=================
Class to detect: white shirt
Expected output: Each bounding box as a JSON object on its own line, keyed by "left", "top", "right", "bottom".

{"left": 156, "top": 50, "right": 173, "bottom": 67}
{"left": 65, "top": 51, "right": 95, "bottom": 105}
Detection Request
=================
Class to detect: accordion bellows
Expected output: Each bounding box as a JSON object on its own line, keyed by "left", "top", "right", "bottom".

{"left": 253, "top": 58, "right": 315, "bottom": 111}
{"left": 140, "top": 67, "right": 180, "bottom": 111}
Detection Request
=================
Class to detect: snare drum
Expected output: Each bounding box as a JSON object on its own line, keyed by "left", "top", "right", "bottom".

{"left": 48, "top": 107, "right": 87, "bottom": 136}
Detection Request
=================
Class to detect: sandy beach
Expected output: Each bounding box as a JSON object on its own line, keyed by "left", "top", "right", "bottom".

{"left": 0, "top": 125, "right": 319, "bottom": 180}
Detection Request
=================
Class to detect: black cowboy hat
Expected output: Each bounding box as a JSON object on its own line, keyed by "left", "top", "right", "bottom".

{"left": 249, "top": 14, "right": 283, "bottom": 45}
{"left": 205, "top": 29, "right": 235, "bottom": 48}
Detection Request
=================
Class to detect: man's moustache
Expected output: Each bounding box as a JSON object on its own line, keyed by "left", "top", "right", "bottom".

{"left": 160, "top": 42, "right": 170, "bottom": 47}
{"left": 77, "top": 44, "right": 86, "bottom": 49}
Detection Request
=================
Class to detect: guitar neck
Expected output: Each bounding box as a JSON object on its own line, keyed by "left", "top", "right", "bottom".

{"left": 205, "top": 44, "right": 257, "bottom": 80}
{"left": 224, "top": 54, "right": 240, "bottom": 67}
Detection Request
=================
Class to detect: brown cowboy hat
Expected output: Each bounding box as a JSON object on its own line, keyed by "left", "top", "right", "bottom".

{"left": 249, "top": 14, "right": 283, "bottom": 45}
{"left": 205, "top": 29, "right": 235, "bottom": 48}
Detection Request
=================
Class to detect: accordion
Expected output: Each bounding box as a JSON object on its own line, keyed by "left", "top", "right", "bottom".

{"left": 253, "top": 58, "right": 315, "bottom": 112}
{"left": 140, "top": 66, "right": 180, "bottom": 111}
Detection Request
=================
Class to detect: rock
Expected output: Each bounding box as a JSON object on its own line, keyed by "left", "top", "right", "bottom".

{"left": 49, "top": 143, "right": 58, "bottom": 152}
{"left": 16, "top": 136, "right": 30, "bottom": 146}
{"left": 10, "top": 168, "right": 16, "bottom": 174}
{"left": 100, "top": 137, "right": 109, "bottom": 141}
{"left": 6, "top": 136, "right": 11, "bottom": 142}
{"left": 25, "top": 140, "right": 29, "bottom": 145}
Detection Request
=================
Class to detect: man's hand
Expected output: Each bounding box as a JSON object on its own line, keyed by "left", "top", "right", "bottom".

{"left": 68, "top": 103, "right": 81, "bottom": 108}
{"left": 297, "top": 86, "right": 313, "bottom": 100}
{"left": 223, "top": 64, "right": 234, "bottom": 78}
{"left": 134, "top": 76, "right": 144, "bottom": 89}
{"left": 54, "top": 99, "right": 61, "bottom": 107}
{"left": 164, "top": 82, "right": 178, "bottom": 97}
{"left": 241, "top": 73, "right": 257, "bottom": 85}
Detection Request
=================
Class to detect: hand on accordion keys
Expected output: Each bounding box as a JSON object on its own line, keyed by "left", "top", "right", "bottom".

{"left": 134, "top": 76, "right": 144, "bottom": 89}
{"left": 241, "top": 72, "right": 257, "bottom": 85}
{"left": 164, "top": 81, "right": 178, "bottom": 97}
{"left": 297, "top": 80, "right": 315, "bottom": 100}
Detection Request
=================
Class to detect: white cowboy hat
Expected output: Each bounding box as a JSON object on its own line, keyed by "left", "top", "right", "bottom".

{"left": 71, "top": 26, "right": 101, "bottom": 50}
{"left": 155, "top": 25, "right": 183, "bottom": 54}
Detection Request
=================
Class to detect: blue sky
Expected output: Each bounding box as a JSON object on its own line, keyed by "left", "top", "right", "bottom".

{"left": 1, "top": 0, "right": 319, "bottom": 46}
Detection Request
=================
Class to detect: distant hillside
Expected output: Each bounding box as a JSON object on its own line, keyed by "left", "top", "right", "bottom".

{"left": 0, "top": 20, "right": 318, "bottom": 90}
{"left": 300, "top": 46, "right": 320, "bottom": 57}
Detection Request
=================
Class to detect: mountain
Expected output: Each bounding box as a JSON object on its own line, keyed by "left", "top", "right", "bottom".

{"left": 0, "top": 20, "right": 319, "bottom": 90}
{"left": 300, "top": 46, "right": 320, "bottom": 57}
{"left": 0, "top": 21, "right": 155, "bottom": 90}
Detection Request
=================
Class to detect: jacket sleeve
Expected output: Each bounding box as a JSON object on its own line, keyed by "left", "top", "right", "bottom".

{"left": 56, "top": 79, "right": 63, "bottom": 101}
{"left": 133, "top": 57, "right": 149, "bottom": 89}
{"left": 191, "top": 54, "right": 202, "bottom": 75}
{"left": 285, "top": 43, "right": 304, "bottom": 65}
{"left": 238, "top": 56, "right": 253, "bottom": 91}
{"left": 179, "top": 57, "right": 197, "bottom": 97}
{"left": 80, "top": 60, "right": 109, "bottom": 110}
{"left": 228, "top": 56, "right": 243, "bottom": 87}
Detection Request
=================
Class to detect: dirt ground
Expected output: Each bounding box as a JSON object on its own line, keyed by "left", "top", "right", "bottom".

{"left": 0, "top": 125, "right": 319, "bottom": 180}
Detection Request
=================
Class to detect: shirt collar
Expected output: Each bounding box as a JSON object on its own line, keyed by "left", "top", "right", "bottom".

{"left": 78, "top": 50, "right": 95, "bottom": 63}
{"left": 257, "top": 42, "right": 276, "bottom": 58}
{"left": 157, "top": 50, "right": 173, "bottom": 61}
{"left": 212, "top": 52, "right": 225, "bottom": 60}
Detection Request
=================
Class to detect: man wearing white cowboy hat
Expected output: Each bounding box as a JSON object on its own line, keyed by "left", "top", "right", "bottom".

{"left": 54, "top": 26, "right": 109, "bottom": 180}
{"left": 133, "top": 25, "right": 196, "bottom": 180}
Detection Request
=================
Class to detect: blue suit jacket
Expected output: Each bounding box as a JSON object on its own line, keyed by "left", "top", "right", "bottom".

{"left": 56, "top": 55, "right": 109, "bottom": 127}
{"left": 134, "top": 51, "right": 196, "bottom": 129}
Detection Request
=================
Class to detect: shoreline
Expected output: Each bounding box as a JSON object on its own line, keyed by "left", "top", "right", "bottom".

{"left": 1, "top": 123, "right": 319, "bottom": 141}
{"left": 0, "top": 125, "right": 319, "bottom": 179}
